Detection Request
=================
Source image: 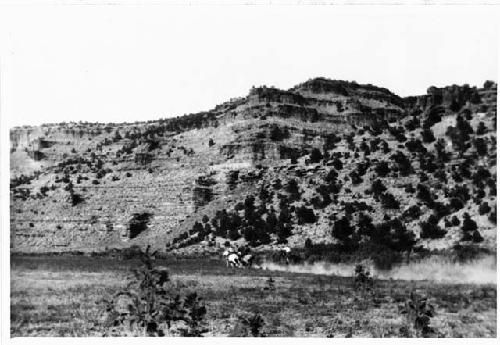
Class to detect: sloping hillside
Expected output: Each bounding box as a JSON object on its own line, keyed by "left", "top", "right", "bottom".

{"left": 10, "top": 78, "right": 497, "bottom": 263}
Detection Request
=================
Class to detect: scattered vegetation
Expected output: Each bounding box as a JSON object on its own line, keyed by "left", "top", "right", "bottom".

{"left": 101, "top": 247, "right": 207, "bottom": 336}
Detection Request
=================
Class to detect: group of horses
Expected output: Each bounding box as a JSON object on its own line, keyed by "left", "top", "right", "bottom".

{"left": 222, "top": 246, "right": 291, "bottom": 268}
{"left": 222, "top": 248, "right": 255, "bottom": 268}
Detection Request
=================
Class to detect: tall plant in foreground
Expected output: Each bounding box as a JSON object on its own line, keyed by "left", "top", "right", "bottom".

{"left": 102, "top": 246, "right": 207, "bottom": 336}
{"left": 399, "top": 291, "right": 436, "bottom": 337}
{"left": 240, "top": 313, "right": 265, "bottom": 337}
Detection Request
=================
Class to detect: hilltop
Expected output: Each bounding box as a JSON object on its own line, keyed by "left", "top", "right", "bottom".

{"left": 9, "top": 77, "right": 497, "bottom": 266}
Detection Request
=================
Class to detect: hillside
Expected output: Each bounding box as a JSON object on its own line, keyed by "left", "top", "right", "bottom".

{"left": 9, "top": 78, "right": 497, "bottom": 264}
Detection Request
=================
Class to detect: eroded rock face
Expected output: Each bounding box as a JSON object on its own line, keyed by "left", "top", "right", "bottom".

{"left": 404, "top": 83, "right": 494, "bottom": 115}
{"left": 9, "top": 78, "right": 497, "bottom": 253}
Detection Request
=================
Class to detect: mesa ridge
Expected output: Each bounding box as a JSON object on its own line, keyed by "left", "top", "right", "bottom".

{"left": 10, "top": 77, "right": 497, "bottom": 258}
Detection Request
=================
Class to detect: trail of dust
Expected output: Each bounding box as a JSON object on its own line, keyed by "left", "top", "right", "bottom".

{"left": 259, "top": 255, "right": 497, "bottom": 284}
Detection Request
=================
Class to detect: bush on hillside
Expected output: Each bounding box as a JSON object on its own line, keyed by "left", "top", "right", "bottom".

{"left": 420, "top": 216, "right": 447, "bottom": 239}
{"left": 296, "top": 205, "right": 317, "bottom": 224}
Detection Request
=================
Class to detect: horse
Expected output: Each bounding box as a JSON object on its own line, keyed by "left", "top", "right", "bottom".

{"left": 222, "top": 250, "right": 241, "bottom": 267}
{"left": 280, "top": 246, "right": 291, "bottom": 265}
{"left": 240, "top": 254, "right": 254, "bottom": 268}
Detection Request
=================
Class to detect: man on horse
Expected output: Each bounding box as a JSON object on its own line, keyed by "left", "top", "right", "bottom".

{"left": 222, "top": 247, "right": 241, "bottom": 267}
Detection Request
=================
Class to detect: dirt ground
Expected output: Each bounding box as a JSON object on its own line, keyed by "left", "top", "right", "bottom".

{"left": 10, "top": 254, "right": 497, "bottom": 337}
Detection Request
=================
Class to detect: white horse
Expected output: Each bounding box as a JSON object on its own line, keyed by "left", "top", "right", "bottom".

{"left": 223, "top": 250, "right": 241, "bottom": 267}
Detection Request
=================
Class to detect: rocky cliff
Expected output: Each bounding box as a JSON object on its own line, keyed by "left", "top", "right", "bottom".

{"left": 9, "top": 78, "right": 497, "bottom": 258}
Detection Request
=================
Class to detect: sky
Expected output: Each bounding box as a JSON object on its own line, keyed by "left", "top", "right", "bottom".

{"left": 0, "top": 4, "right": 498, "bottom": 127}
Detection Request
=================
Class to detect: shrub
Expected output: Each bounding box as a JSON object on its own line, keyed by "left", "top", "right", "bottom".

{"left": 275, "top": 222, "right": 292, "bottom": 243}
{"left": 456, "top": 115, "right": 473, "bottom": 135}
{"left": 452, "top": 244, "right": 488, "bottom": 262}
{"left": 285, "top": 179, "right": 300, "bottom": 199}
{"left": 309, "top": 148, "right": 323, "bottom": 163}
{"left": 488, "top": 209, "right": 496, "bottom": 224}
{"left": 461, "top": 213, "right": 482, "bottom": 242}
{"left": 193, "top": 186, "right": 213, "bottom": 209}
{"left": 371, "top": 218, "right": 415, "bottom": 254}
{"left": 190, "top": 221, "right": 204, "bottom": 235}
{"left": 332, "top": 158, "right": 343, "bottom": 170}
{"left": 331, "top": 216, "right": 354, "bottom": 245}
{"left": 227, "top": 223, "right": 241, "bottom": 241}
{"left": 360, "top": 141, "right": 370, "bottom": 156}
{"left": 370, "top": 179, "right": 387, "bottom": 200}
{"left": 391, "top": 151, "right": 413, "bottom": 176}
{"left": 129, "top": 213, "right": 153, "bottom": 239}
{"left": 40, "top": 185, "right": 49, "bottom": 196}
{"left": 475, "top": 188, "right": 486, "bottom": 200}
{"left": 353, "top": 265, "right": 373, "bottom": 291}
{"left": 420, "top": 216, "right": 447, "bottom": 239}
{"left": 416, "top": 184, "right": 434, "bottom": 206}
{"left": 474, "top": 138, "right": 488, "bottom": 156}
{"left": 483, "top": 80, "right": 495, "bottom": 89}
{"left": 324, "top": 133, "right": 340, "bottom": 150}
{"left": 404, "top": 184, "right": 416, "bottom": 194}
{"left": 405, "top": 138, "right": 427, "bottom": 153}
{"left": 121, "top": 244, "right": 143, "bottom": 260}
{"left": 102, "top": 247, "right": 207, "bottom": 337}
{"left": 380, "top": 192, "right": 399, "bottom": 209}
{"left": 419, "top": 153, "right": 437, "bottom": 173}
{"left": 269, "top": 125, "right": 290, "bottom": 142}
{"left": 462, "top": 213, "right": 477, "bottom": 232}
{"left": 296, "top": 205, "right": 316, "bottom": 224}
{"left": 400, "top": 292, "right": 436, "bottom": 337}
{"left": 226, "top": 170, "right": 239, "bottom": 190}
{"left": 447, "top": 115, "right": 473, "bottom": 151}
{"left": 304, "top": 238, "right": 313, "bottom": 248}
{"left": 179, "top": 293, "right": 208, "bottom": 337}
{"left": 374, "top": 161, "right": 390, "bottom": 177}
{"left": 471, "top": 230, "right": 484, "bottom": 243}
{"left": 448, "top": 184, "right": 470, "bottom": 203}
{"left": 476, "top": 121, "right": 487, "bottom": 135}
{"left": 349, "top": 170, "right": 362, "bottom": 185}
{"left": 472, "top": 167, "right": 491, "bottom": 186}
{"left": 431, "top": 201, "right": 451, "bottom": 220}
{"left": 447, "top": 197, "right": 464, "bottom": 212}
{"left": 388, "top": 126, "right": 407, "bottom": 142}
{"left": 70, "top": 192, "right": 84, "bottom": 206}
{"left": 315, "top": 185, "right": 332, "bottom": 207}
{"left": 424, "top": 106, "right": 443, "bottom": 128}
{"left": 242, "top": 222, "right": 271, "bottom": 246}
{"left": 479, "top": 202, "right": 491, "bottom": 215}
{"left": 421, "top": 128, "right": 435, "bottom": 143}
{"left": 323, "top": 169, "right": 337, "bottom": 184}
{"left": 234, "top": 313, "right": 265, "bottom": 337}
{"left": 371, "top": 247, "right": 402, "bottom": 270}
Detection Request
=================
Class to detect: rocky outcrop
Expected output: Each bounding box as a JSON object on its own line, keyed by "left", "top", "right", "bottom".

{"left": 9, "top": 77, "right": 497, "bottom": 253}
{"left": 404, "top": 83, "right": 494, "bottom": 115}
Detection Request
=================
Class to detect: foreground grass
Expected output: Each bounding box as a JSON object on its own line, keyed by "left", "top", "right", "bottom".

{"left": 11, "top": 254, "right": 497, "bottom": 337}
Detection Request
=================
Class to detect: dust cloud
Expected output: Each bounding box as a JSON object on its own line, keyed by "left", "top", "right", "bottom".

{"left": 259, "top": 255, "right": 497, "bottom": 284}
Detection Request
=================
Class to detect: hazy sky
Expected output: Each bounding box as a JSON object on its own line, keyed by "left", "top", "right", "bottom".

{"left": 1, "top": 4, "right": 498, "bottom": 127}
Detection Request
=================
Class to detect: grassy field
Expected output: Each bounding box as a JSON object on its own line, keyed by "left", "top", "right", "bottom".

{"left": 10, "top": 254, "right": 497, "bottom": 337}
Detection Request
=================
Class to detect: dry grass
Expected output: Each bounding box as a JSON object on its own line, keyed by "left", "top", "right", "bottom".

{"left": 11, "top": 254, "right": 497, "bottom": 337}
